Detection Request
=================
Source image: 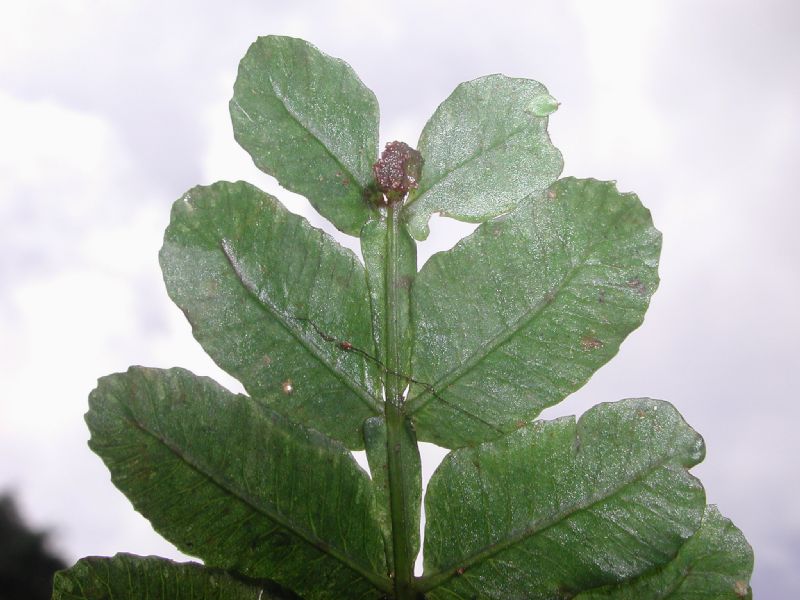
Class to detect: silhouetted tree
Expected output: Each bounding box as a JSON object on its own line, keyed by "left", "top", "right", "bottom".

{"left": 0, "top": 493, "right": 66, "bottom": 600}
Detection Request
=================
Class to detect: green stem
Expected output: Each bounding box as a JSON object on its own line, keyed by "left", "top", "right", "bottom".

{"left": 384, "top": 205, "right": 405, "bottom": 403}
{"left": 386, "top": 401, "right": 416, "bottom": 599}
{"left": 384, "top": 205, "right": 417, "bottom": 600}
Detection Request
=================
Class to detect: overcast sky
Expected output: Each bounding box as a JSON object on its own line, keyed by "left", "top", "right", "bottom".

{"left": 1, "top": 0, "right": 798, "bottom": 596}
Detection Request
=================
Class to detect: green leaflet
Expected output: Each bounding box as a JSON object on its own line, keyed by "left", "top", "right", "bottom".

{"left": 408, "top": 177, "right": 661, "bottom": 447}
{"left": 160, "top": 180, "right": 380, "bottom": 448}
{"left": 576, "top": 506, "right": 753, "bottom": 599}
{"left": 230, "top": 35, "right": 379, "bottom": 236}
{"left": 403, "top": 74, "right": 563, "bottom": 240}
{"left": 421, "top": 399, "right": 706, "bottom": 599}
{"left": 86, "top": 367, "right": 390, "bottom": 600}
{"left": 52, "top": 554, "right": 294, "bottom": 600}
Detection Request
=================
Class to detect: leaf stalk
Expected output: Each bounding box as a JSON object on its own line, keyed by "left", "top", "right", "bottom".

{"left": 383, "top": 204, "right": 418, "bottom": 600}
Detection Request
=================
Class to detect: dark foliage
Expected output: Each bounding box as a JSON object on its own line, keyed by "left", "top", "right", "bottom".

{"left": 0, "top": 494, "right": 66, "bottom": 600}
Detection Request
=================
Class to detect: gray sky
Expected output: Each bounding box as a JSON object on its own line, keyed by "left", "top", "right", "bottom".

{"left": 1, "top": 0, "right": 798, "bottom": 595}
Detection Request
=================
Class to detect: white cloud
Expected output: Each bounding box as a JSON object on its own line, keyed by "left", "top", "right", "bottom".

{"left": 0, "top": 90, "right": 197, "bottom": 561}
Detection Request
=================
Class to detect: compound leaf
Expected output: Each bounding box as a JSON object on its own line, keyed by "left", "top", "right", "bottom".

{"left": 86, "top": 367, "right": 390, "bottom": 600}
{"left": 230, "top": 35, "right": 379, "bottom": 236}
{"left": 160, "top": 180, "right": 380, "bottom": 448}
{"left": 575, "top": 505, "right": 753, "bottom": 599}
{"left": 52, "top": 554, "right": 293, "bottom": 600}
{"left": 421, "top": 399, "right": 706, "bottom": 599}
{"left": 408, "top": 177, "right": 661, "bottom": 447}
{"left": 403, "top": 74, "right": 563, "bottom": 240}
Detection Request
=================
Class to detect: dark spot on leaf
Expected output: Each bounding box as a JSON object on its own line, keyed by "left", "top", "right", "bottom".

{"left": 335, "top": 171, "right": 349, "bottom": 187}
{"left": 262, "top": 354, "right": 272, "bottom": 367}
{"left": 373, "top": 141, "right": 423, "bottom": 204}
{"left": 487, "top": 221, "right": 506, "bottom": 238}
{"left": 362, "top": 182, "right": 382, "bottom": 207}
{"left": 396, "top": 275, "right": 413, "bottom": 290}
{"left": 556, "top": 584, "right": 578, "bottom": 599}
{"left": 580, "top": 336, "right": 604, "bottom": 351}
{"left": 627, "top": 278, "right": 647, "bottom": 295}
{"left": 598, "top": 289, "right": 606, "bottom": 304}
{"left": 456, "top": 567, "right": 465, "bottom": 575}
{"left": 269, "top": 531, "right": 292, "bottom": 548}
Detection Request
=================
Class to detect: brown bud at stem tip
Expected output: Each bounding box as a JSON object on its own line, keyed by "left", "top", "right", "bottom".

{"left": 372, "top": 141, "right": 423, "bottom": 205}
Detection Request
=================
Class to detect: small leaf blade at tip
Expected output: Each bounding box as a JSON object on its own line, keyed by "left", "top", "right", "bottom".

{"left": 403, "top": 73, "right": 564, "bottom": 241}
{"left": 230, "top": 35, "right": 380, "bottom": 236}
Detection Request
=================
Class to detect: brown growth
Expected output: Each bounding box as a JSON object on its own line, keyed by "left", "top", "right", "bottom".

{"left": 580, "top": 336, "right": 604, "bottom": 351}
{"left": 372, "top": 141, "right": 423, "bottom": 204}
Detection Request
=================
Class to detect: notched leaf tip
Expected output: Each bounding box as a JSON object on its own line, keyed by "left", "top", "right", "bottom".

{"left": 526, "top": 92, "right": 560, "bottom": 117}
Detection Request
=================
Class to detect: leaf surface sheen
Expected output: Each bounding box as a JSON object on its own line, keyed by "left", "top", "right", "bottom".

{"left": 86, "top": 367, "right": 389, "bottom": 600}
{"left": 160, "top": 180, "right": 379, "bottom": 448}
{"left": 230, "top": 35, "right": 379, "bottom": 236}
{"left": 421, "top": 399, "right": 706, "bottom": 600}
{"left": 404, "top": 74, "right": 563, "bottom": 240}
{"left": 409, "top": 177, "right": 662, "bottom": 447}
{"left": 52, "top": 554, "right": 294, "bottom": 600}
{"left": 575, "top": 506, "right": 753, "bottom": 599}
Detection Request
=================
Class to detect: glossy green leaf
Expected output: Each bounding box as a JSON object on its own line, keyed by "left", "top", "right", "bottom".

{"left": 576, "top": 505, "right": 753, "bottom": 599}
{"left": 52, "top": 554, "right": 293, "bottom": 600}
{"left": 408, "top": 177, "right": 661, "bottom": 447}
{"left": 403, "top": 74, "right": 563, "bottom": 240}
{"left": 160, "top": 180, "right": 380, "bottom": 448}
{"left": 420, "top": 399, "right": 706, "bottom": 599}
{"left": 230, "top": 35, "right": 379, "bottom": 235}
{"left": 86, "top": 367, "right": 390, "bottom": 600}
{"left": 363, "top": 416, "right": 422, "bottom": 576}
